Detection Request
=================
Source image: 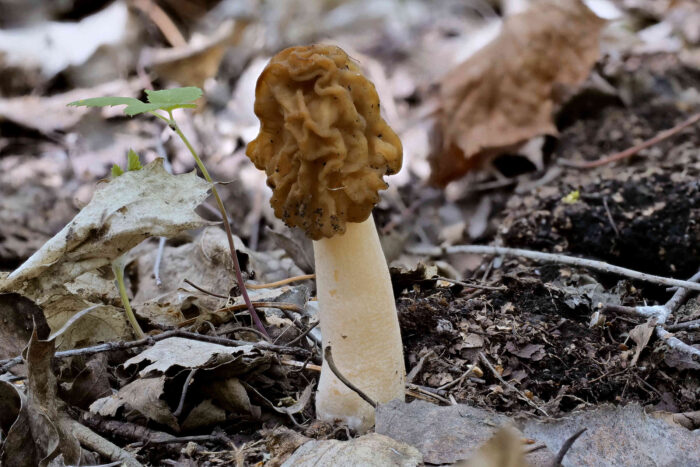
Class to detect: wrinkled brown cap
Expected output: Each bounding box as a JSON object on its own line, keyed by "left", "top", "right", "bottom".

{"left": 246, "top": 44, "right": 402, "bottom": 240}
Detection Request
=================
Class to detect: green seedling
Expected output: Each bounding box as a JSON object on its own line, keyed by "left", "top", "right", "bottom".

{"left": 110, "top": 150, "right": 145, "bottom": 338}
{"left": 69, "top": 87, "right": 269, "bottom": 338}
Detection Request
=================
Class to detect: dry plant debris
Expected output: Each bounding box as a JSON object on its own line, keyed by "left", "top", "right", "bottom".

{"left": 1, "top": 0, "right": 700, "bottom": 465}
{"left": 430, "top": 0, "right": 605, "bottom": 185}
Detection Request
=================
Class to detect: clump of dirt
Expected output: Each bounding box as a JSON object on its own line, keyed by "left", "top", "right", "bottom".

{"left": 500, "top": 172, "right": 700, "bottom": 281}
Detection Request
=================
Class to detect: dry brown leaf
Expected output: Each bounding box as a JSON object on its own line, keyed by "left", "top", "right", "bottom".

{"left": 628, "top": 318, "right": 656, "bottom": 366}
{"left": 90, "top": 376, "right": 179, "bottom": 432}
{"left": 281, "top": 433, "right": 423, "bottom": 467}
{"left": 455, "top": 426, "right": 529, "bottom": 467}
{"left": 430, "top": 0, "right": 605, "bottom": 185}
{"left": 24, "top": 330, "right": 82, "bottom": 466}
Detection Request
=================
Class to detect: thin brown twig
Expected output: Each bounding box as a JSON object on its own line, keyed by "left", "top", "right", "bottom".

{"left": 560, "top": 112, "right": 700, "bottom": 169}
{"left": 436, "top": 276, "right": 506, "bottom": 291}
{"left": 131, "top": 0, "right": 187, "bottom": 47}
{"left": 551, "top": 428, "right": 587, "bottom": 466}
{"left": 286, "top": 321, "right": 320, "bottom": 347}
{"left": 184, "top": 278, "right": 229, "bottom": 299}
{"left": 131, "top": 434, "right": 228, "bottom": 447}
{"left": 173, "top": 369, "right": 197, "bottom": 417}
{"left": 324, "top": 346, "right": 377, "bottom": 409}
{"left": 245, "top": 274, "right": 316, "bottom": 290}
{"left": 479, "top": 351, "right": 549, "bottom": 417}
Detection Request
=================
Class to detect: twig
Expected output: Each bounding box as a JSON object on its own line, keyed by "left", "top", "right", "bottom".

{"left": 324, "top": 346, "right": 377, "bottom": 409}
{"left": 246, "top": 274, "right": 316, "bottom": 290}
{"left": 602, "top": 197, "right": 619, "bottom": 237}
{"left": 656, "top": 327, "right": 700, "bottom": 358}
{"left": 218, "top": 301, "right": 304, "bottom": 315}
{"left": 666, "top": 318, "right": 700, "bottom": 331}
{"left": 479, "top": 351, "right": 549, "bottom": 417}
{"left": 405, "top": 383, "right": 451, "bottom": 404}
{"left": 285, "top": 321, "right": 320, "bottom": 347}
{"left": 131, "top": 434, "right": 227, "bottom": 447}
{"left": 132, "top": 0, "right": 187, "bottom": 47}
{"left": 0, "top": 328, "right": 310, "bottom": 374}
{"left": 436, "top": 276, "right": 506, "bottom": 291}
{"left": 406, "top": 350, "right": 434, "bottom": 384}
{"left": 416, "top": 244, "right": 700, "bottom": 292}
{"left": 154, "top": 237, "right": 166, "bottom": 286}
{"left": 69, "top": 419, "right": 142, "bottom": 467}
{"left": 604, "top": 268, "right": 700, "bottom": 360}
{"left": 218, "top": 326, "right": 270, "bottom": 341}
{"left": 184, "top": 278, "right": 229, "bottom": 299}
{"left": 437, "top": 363, "right": 481, "bottom": 391}
{"left": 560, "top": 112, "right": 700, "bottom": 169}
{"left": 551, "top": 428, "right": 587, "bottom": 466}
{"left": 173, "top": 369, "right": 197, "bottom": 417}
{"left": 48, "top": 304, "right": 102, "bottom": 341}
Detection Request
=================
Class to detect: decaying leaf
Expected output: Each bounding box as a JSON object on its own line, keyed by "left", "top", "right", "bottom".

{"left": 203, "top": 377, "right": 252, "bottom": 414}
{"left": 281, "top": 433, "right": 423, "bottom": 467}
{"left": 90, "top": 375, "right": 179, "bottom": 432}
{"left": 181, "top": 399, "right": 227, "bottom": 431}
{"left": 23, "top": 330, "right": 81, "bottom": 466}
{"left": 375, "top": 400, "right": 513, "bottom": 465}
{"left": 0, "top": 294, "right": 49, "bottom": 376}
{"left": 123, "top": 337, "right": 256, "bottom": 377}
{"left": 430, "top": 0, "right": 606, "bottom": 185}
{"left": 628, "top": 318, "right": 656, "bottom": 366}
{"left": 521, "top": 404, "right": 700, "bottom": 466}
{"left": 0, "top": 158, "right": 213, "bottom": 345}
{"left": 0, "top": 379, "right": 34, "bottom": 467}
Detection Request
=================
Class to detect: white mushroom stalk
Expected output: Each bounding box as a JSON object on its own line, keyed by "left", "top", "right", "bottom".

{"left": 313, "top": 215, "right": 405, "bottom": 431}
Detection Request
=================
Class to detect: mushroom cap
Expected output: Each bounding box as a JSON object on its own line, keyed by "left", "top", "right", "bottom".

{"left": 246, "top": 44, "right": 402, "bottom": 240}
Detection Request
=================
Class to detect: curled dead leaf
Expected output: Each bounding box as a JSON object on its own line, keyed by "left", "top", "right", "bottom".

{"left": 430, "top": 0, "right": 605, "bottom": 185}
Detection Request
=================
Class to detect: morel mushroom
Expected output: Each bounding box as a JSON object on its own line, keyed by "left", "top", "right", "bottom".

{"left": 246, "top": 44, "right": 405, "bottom": 431}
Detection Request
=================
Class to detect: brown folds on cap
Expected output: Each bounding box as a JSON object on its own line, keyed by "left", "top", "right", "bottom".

{"left": 246, "top": 45, "right": 402, "bottom": 240}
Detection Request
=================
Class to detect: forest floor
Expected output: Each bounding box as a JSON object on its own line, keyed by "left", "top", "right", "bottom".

{"left": 1, "top": 1, "right": 699, "bottom": 466}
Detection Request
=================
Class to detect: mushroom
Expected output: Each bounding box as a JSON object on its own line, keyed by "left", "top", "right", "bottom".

{"left": 246, "top": 44, "right": 405, "bottom": 431}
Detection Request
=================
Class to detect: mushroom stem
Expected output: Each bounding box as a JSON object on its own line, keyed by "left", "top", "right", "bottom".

{"left": 313, "top": 214, "right": 405, "bottom": 431}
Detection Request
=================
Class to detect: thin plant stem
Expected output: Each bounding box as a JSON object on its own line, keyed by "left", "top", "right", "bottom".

{"left": 112, "top": 261, "right": 144, "bottom": 339}
{"left": 164, "top": 111, "right": 269, "bottom": 338}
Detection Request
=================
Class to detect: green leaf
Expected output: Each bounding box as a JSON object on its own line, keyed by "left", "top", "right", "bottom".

{"left": 145, "top": 87, "right": 202, "bottom": 106}
{"left": 111, "top": 164, "right": 124, "bottom": 178}
{"left": 68, "top": 96, "right": 162, "bottom": 116}
{"left": 126, "top": 149, "right": 142, "bottom": 171}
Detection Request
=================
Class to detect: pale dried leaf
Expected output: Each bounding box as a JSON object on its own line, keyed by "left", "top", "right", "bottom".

{"left": 123, "top": 337, "right": 255, "bottom": 377}
{"left": 281, "top": 433, "right": 422, "bottom": 467}
{"left": 376, "top": 400, "right": 513, "bottom": 464}
{"left": 0, "top": 2, "right": 136, "bottom": 78}
{"left": 90, "top": 376, "right": 179, "bottom": 431}
{"left": 522, "top": 404, "right": 700, "bottom": 466}
{"left": 430, "top": 0, "right": 605, "bottom": 185}
{"left": 3, "top": 158, "right": 211, "bottom": 295}
{"left": 629, "top": 318, "right": 656, "bottom": 366}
